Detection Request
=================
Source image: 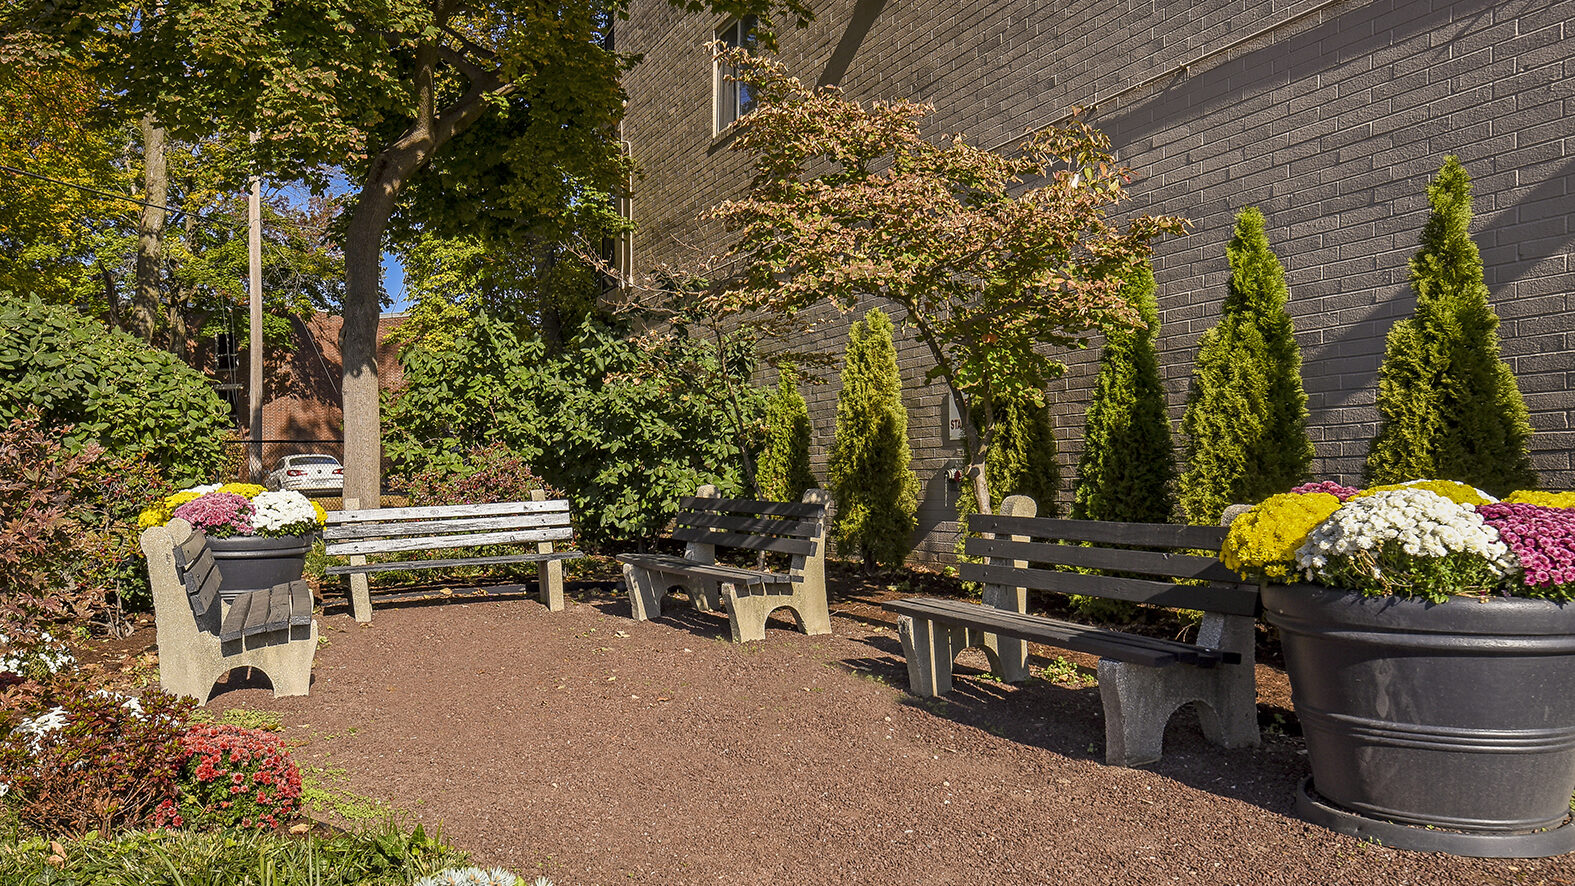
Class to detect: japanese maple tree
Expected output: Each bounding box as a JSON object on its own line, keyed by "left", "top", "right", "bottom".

{"left": 710, "top": 50, "right": 1186, "bottom": 513}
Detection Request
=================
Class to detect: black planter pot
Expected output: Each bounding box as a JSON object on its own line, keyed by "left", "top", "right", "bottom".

{"left": 206, "top": 534, "right": 311, "bottom": 600}
{"left": 1263, "top": 584, "right": 1575, "bottom": 857}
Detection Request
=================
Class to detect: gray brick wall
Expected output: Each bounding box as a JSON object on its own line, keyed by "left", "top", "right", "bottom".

{"left": 622, "top": 0, "right": 1575, "bottom": 561}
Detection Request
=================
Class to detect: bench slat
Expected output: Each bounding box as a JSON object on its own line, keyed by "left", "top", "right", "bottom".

{"left": 964, "top": 536, "right": 1245, "bottom": 584}
{"left": 884, "top": 598, "right": 1189, "bottom": 667}
{"left": 958, "top": 562, "right": 1259, "bottom": 617}
{"left": 176, "top": 531, "right": 207, "bottom": 566}
{"left": 326, "top": 500, "right": 570, "bottom": 524}
{"left": 242, "top": 589, "right": 275, "bottom": 636}
{"left": 264, "top": 584, "right": 293, "bottom": 635}
{"left": 678, "top": 496, "right": 824, "bottom": 518}
{"left": 323, "top": 512, "right": 570, "bottom": 541}
{"left": 325, "top": 526, "right": 574, "bottom": 557}
{"left": 324, "top": 550, "right": 583, "bottom": 575}
{"left": 670, "top": 526, "right": 816, "bottom": 556}
{"left": 616, "top": 553, "right": 793, "bottom": 585}
{"left": 289, "top": 580, "right": 313, "bottom": 626}
{"left": 177, "top": 546, "right": 223, "bottom": 618}
{"left": 219, "top": 592, "right": 252, "bottom": 642}
{"left": 675, "top": 511, "right": 821, "bottom": 538}
{"left": 968, "top": 515, "right": 1228, "bottom": 550}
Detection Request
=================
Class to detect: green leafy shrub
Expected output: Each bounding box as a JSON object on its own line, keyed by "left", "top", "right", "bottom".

{"left": 161, "top": 724, "right": 303, "bottom": 830}
{"left": 1179, "top": 208, "right": 1314, "bottom": 524}
{"left": 758, "top": 369, "right": 815, "bottom": 503}
{"left": 1073, "top": 261, "right": 1176, "bottom": 523}
{"left": 827, "top": 310, "right": 918, "bottom": 569}
{"left": 404, "top": 442, "right": 551, "bottom": 506}
{"left": 0, "top": 685, "right": 192, "bottom": 835}
{"left": 0, "top": 295, "right": 230, "bottom": 485}
{"left": 386, "top": 317, "right": 766, "bottom": 549}
{"left": 1364, "top": 156, "right": 1536, "bottom": 495}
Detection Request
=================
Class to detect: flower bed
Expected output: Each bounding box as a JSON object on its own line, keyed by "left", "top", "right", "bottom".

{"left": 139, "top": 484, "right": 327, "bottom": 539}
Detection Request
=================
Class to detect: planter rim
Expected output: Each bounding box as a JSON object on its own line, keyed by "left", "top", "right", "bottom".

{"left": 1264, "top": 583, "right": 1575, "bottom": 639}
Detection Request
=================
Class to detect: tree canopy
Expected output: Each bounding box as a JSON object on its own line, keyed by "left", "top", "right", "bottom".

{"left": 709, "top": 49, "right": 1184, "bottom": 514}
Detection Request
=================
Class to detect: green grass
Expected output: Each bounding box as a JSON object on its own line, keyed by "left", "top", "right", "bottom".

{"left": 0, "top": 817, "right": 467, "bottom": 886}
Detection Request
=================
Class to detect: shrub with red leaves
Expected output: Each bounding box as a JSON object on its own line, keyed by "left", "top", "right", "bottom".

{"left": 0, "top": 683, "right": 192, "bottom": 835}
{"left": 160, "top": 723, "right": 303, "bottom": 830}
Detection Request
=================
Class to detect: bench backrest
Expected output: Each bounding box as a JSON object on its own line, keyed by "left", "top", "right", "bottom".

{"left": 146, "top": 519, "right": 223, "bottom": 634}
{"left": 673, "top": 494, "right": 827, "bottom": 558}
{"left": 961, "top": 499, "right": 1256, "bottom": 617}
{"left": 322, "top": 497, "right": 575, "bottom": 558}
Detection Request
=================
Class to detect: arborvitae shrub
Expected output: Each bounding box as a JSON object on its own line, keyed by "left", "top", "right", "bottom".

{"left": 758, "top": 369, "right": 815, "bottom": 502}
{"left": 1364, "top": 156, "right": 1535, "bottom": 495}
{"left": 1179, "top": 208, "right": 1314, "bottom": 524}
{"left": 1073, "top": 261, "right": 1176, "bottom": 523}
{"left": 827, "top": 309, "right": 918, "bottom": 569}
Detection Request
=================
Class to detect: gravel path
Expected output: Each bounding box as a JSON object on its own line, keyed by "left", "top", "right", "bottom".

{"left": 218, "top": 585, "right": 1575, "bottom": 886}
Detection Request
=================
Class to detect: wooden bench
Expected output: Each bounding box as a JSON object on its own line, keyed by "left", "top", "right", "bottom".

{"left": 882, "top": 494, "right": 1260, "bottom": 767}
{"left": 139, "top": 518, "right": 317, "bottom": 705}
{"left": 616, "top": 485, "right": 830, "bottom": 643}
{"left": 324, "top": 491, "right": 582, "bottom": 623}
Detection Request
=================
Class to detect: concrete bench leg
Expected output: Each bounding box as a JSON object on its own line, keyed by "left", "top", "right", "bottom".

{"left": 1097, "top": 613, "right": 1259, "bottom": 767}
{"left": 686, "top": 577, "right": 723, "bottom": 612}
{"left": 979, "top": 583, "right": 1030, "bottom": 683}
{"left": 721, "top": 581, "right": 832, "bottom": 644}
{"left": 897, "top": 615, "right": 966, "bottom": 697}
{"left": 623, "top": 563, "right": 666, "bottom": 621}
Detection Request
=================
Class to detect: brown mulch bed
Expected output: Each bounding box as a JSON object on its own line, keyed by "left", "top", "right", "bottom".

{"left": 83, "top": 565, "right": 1575, "bottom": 885}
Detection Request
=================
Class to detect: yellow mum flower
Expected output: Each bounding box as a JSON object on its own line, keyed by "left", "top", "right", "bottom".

{"left": 310, "top": 501, "right": 327, "bottom": 526}
{"left": 1353, "top": 480, "right": 1493, "bottom": 506}
{"left": 219, "top": 483, "right": 266, "bottom": 499}
{"left": 164, "top": 490, "right": 204, "bottom": 510}
{"left": 1223, "top": 492, "right": 1342, "bottom": 580}
{"left": 137, "top": 506, "right": 170, "bottom": 528}
{"left": 1504, "top": 490, "right": 1575, "bottom": 509}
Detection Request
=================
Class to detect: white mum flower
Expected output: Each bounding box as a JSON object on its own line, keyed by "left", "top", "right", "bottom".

{"left": 1295, "top": 488, "right": 1511, "bottom": 578}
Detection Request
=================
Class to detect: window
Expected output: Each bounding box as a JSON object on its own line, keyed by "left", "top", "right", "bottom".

{"left": 714, "top": 15, "right": 758, "bottom": 133}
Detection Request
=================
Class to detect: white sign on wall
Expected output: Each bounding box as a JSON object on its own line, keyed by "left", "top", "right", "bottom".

{"left": 945, "top": 394, "right": 964, "bottom": 442}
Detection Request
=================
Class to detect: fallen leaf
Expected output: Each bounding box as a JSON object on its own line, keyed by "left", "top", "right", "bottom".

{"left": 289, "top": 823, "right": 310, "bottom": 835}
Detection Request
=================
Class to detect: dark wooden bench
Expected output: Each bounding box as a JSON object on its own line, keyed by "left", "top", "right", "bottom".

{"left": 882, "top": 494, "right": 1260, "bottom": 767}
{"left": 324, "top": 491, "right": 582, "bottom": 622}
{"left": 616, "top": 485, "right": 830, "bottom": 643}
{"left": 140, "top": 518, "right": 317, "bottom": 705}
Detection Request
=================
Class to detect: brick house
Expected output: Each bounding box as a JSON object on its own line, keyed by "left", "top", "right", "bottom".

{"left": 619, "top": 0, "right": 1575, "bottom": 560}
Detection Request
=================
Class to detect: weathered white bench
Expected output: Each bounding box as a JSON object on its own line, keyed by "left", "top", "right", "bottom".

{"left": 324, "top": 491, "right": 582, "bottom": 622}
{"left": 616, "top": 485, "right": 830, "bottom": 643}
{"left": 882, "top": 494, "right": 1260, "bottom": 767}
{"left": 140, "top": 518, "right": 317, "bottom": 705}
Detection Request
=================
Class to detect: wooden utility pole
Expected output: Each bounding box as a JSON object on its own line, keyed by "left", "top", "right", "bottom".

{"left": 248, "top": 167, "right": 264, "bottom": 481}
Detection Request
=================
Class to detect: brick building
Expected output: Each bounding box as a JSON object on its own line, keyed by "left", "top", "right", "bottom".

{"left": 619, "top": 0, "right": 1575, "bottom": 560}
{"left": 216, "top": 312, "right": 406, "bottom": 473}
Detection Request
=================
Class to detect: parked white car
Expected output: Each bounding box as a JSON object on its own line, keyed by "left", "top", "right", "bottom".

{"left": 265, "top": 454, "right": 345, "bottom": 494}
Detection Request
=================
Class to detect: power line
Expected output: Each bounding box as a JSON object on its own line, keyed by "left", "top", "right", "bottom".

{"left": 0, "top": 163, "right": 241, "bottom": 228}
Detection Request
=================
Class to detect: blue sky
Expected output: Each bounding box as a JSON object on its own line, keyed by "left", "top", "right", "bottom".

{"left": 382, "top": 253, "right": 409, "bottom": 315}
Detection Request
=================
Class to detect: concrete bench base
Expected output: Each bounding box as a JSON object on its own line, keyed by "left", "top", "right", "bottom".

{"left": 622, "top": 560, "right": 830, "bottom": 643}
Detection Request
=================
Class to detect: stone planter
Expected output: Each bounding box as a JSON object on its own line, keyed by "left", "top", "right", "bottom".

{"left": 1263, "top": 584, "right": 1575, "bottom": 857}
{"left": 206, "top": 534, "right": 312, "bottom": 601}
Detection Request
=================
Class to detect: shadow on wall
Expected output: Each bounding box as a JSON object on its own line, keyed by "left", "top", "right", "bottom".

{"left": 817, "top": 0, "right": 888, "bottom": 90}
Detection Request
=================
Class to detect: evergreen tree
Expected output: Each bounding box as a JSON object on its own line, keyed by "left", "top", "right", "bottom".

{"left": 758, "top": 368, "right": 816, "bottom": 502}
{"left": 1179, "top": 208, "right": 1314, "bottom": 524}
{"left": 1365, "top": 156, "right": 1535, "bottom": 494}
{"left": 1073, "top": 261, "right": 1177, "bottom": 523}
{"left": 827, "top": 309, "right": 919, "bottom": 569}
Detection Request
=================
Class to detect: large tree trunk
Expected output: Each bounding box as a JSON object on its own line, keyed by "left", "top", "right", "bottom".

{"left": 131, "top": 113, "right": 167, "bottom": 343}
{"left": 340, "top": 185, "right": 395, "bottom": 509}
{"left": 338, "top": 44, "right": 513, "bottom": 507}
